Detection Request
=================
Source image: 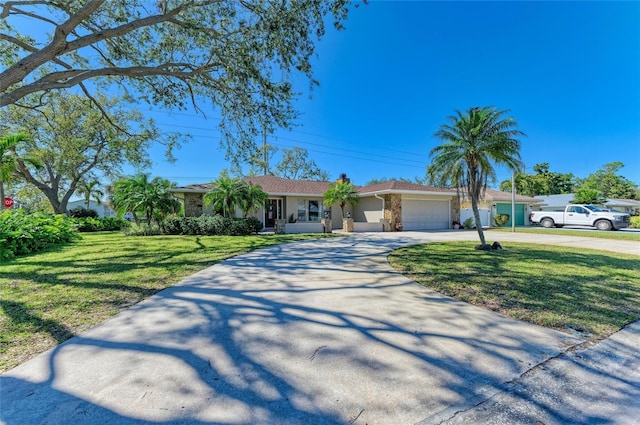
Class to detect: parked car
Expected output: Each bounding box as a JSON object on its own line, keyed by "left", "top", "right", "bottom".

{"left": 529, "top": 204, "right": 631, "bottom": 231}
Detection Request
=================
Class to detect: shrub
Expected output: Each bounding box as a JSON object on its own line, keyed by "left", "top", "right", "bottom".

{"left": 72, "top": 216, "right": 128, "bottom": 232}
{"left": 68, "top": 207, "right": 99, "bottom": 218}
{"left": 631, "top": 216, "right": 640, "bottom": 229}
{"left": 158, "top": 215, "right": 262, "bottom": 236}
{"left": 0, "top": 209, "right": 80, "bottom": 260}
{"left": 125, "top": 223, "right": 162, "bottom": 236}
{"left": 244, "top": 217, "right": 264, "bottom": 234}
{"left": 493, "top": 214, "right": 510, "bottom": 227}
{"left": 463, "top": 217, "right": 475, "bottom": 229}
{"left": 74, "top": 217, "right": 100, "bottom": 232}
{"left": 199, "top": 215, "right": 229, "bottom": 235}
{"left": 163, "top": 217, "right": 183, "bottom": 235}
{"left": 99, "top": 216, "right": 128, "bottom": 231}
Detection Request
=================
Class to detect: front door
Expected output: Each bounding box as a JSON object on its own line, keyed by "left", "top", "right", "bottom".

{"left": 264, "top": 199, "right": 282, "bottom": 228}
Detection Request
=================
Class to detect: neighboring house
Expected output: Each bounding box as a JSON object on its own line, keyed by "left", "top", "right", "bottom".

{"left": 460, "top": 189, "right": 542, "bottom": 227}
{"left": 67, "top": 199, "right": 116, "bottom": 217}
{"left": 534, "top": 194, "right": 576, "bottom": 211}
{"left": 171, "top": 175, "right": 458, "bottom": 233}
{"left": 603, "top": 199, "right": 640, "bottom": 215}
{"left": 535, "top": 194, "right": 640, "bottom": 215}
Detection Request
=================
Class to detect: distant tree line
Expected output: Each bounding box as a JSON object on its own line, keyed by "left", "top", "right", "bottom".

{"left": 498, "top": 161, "right": 638, "bottom": 201}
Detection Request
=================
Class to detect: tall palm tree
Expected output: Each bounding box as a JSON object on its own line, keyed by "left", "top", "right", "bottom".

{"left": 0, "top": 133, "right": 41, "bottom": 210}
{"left": 428, "top": 106, "right": 524, "bottom": 247}
{"left": 77, "top": 179, "right": 104, "bottom": 210}
{"left": 323, "top": 181, "right": 359, "bottom": 218}
{"left": 203, "top": 176, "right": 245, "bottom": 217}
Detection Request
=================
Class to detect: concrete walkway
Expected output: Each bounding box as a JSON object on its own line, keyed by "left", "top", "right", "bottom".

{"left": 1, "top": 231, "right": 639, "bottom": 424}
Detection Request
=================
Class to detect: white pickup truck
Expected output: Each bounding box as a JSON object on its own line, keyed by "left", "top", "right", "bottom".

{"left": 529, "top": 204, "right": 631, "bottom": 231}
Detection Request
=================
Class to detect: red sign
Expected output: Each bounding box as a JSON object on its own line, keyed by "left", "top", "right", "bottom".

{"left": 4, "top": 197, "right": 14, "bottom": 208}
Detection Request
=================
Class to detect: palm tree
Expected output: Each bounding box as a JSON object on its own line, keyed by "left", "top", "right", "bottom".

{"left": 238, "top": 182, "right": 268, "bottom": 218}
{"left": 203, "top": 176, "right": 245, "bottom": 217}
{"left": 0, "top": 133, "right": 41, "bottom": 210}
{"left": 428, "top": 106, "right": 524, "bottom": 247}
{"left": 149, "top": 178, "right": 181, "bottom": 225}
{"left": 112, "top": 174, "right": 148, "bottom": 224}
{"left": 323, "top": 181, "right": 359, "bottom": 218}
{"left": 77, "top": 179, "right": 104, "bottom": 210}
{"left": 112, "top": 174, "right": 179, "bottom": 226}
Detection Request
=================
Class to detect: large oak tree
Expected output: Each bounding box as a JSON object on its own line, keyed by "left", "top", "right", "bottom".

{"left": 0, "top": 0, "right": 355, "bottom": 159}
{"left": 2, "top": 92, "right": 165, "bottom": 213}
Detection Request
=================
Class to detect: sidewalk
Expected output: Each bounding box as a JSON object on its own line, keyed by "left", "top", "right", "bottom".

{"left": 429, "top": 320, "right": 640, "bottom": 425}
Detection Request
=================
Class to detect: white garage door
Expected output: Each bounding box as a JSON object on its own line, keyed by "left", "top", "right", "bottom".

{"left": 402, "top": 199, "right": 450, "bottom": 230}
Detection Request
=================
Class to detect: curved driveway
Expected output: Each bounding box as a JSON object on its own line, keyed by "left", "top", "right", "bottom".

{"left": 2, "top": 231, "right": 639, "bottom": 424}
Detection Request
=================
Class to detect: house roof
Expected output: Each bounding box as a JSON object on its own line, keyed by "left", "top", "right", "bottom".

{"left": 461, "top": 189, "right": 541, "bottom": 203}
{"left": 482, "top": 189, "right": 541, "bottom": 203}
{"left": 530, "top": 194, "right": 640, "bottom": 208}
{"left": 357, "top": 181, "right": 455, "bottom": 196}
{"left": 172, "top": 176, "right": 456, "bottom": 197}
{"left": 244, "top": 175, "right": 332, "bottom": 196}
{"left": 604, "top": 198, "right": 640, "bottom": 207}
{"left": 534, "top": 193, "right": 575, "bottom": 206}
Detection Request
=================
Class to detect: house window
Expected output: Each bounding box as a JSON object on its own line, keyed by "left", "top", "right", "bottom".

{"left": 297, "top": 200, "right": 306, "bottom": 222}
{"left": 296, "top": 199, "right": 323, "bottom": 222}
{"left": 309, "top": 200, "right": 320, "bottom": 222}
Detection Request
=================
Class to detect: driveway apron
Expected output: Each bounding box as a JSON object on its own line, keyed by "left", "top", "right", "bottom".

{"left": 1, "top": 232, "right": 611, "bottom": 425}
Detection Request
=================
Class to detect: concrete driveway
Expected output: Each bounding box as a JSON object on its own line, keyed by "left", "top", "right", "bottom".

{"left": 1, "top": 231, "right": 639, "bottom": 424}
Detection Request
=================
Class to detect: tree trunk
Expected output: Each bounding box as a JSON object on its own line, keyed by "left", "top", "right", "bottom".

{"left": 470, "top": 195, "right": 487, "bottom": 246}
{"left": 0, "top": 179, "right": 6, "bottom": 211}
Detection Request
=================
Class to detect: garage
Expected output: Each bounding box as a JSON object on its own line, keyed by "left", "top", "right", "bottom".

{"left": 402, "top": 199, "right": 450, "bottom": 230}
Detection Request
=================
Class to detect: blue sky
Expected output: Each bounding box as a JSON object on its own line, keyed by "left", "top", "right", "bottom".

{"left": 140, "top": 0, "right": 640, "bottom": 187}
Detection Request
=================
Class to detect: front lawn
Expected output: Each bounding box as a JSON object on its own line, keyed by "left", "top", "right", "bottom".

{"left": 388, "top": 242, "right": 640, "bottom": 340}
{"left": 489, "top": 226, "right": 640, "bottom": 241}
{"left": 0, "top": 232, "right": 333, "bottom": 372}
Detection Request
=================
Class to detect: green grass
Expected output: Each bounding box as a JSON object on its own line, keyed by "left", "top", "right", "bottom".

{"left": 388, "top": 242, "right": 640, "bottom": 340}
{"left": 489, "top": 226, "right": 640, "bottom": 241}
{"left": 0, "top": 232, "right": 333, "bottom": 372}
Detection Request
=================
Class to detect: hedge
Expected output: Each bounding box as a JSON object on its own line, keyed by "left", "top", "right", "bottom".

{"left": 163, "top": 215, "right": 263, "bottom": 236}
{"left": 72, "top": 216, "right": 128, "bottom": 232}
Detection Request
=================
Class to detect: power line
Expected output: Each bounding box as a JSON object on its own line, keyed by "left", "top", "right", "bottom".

{"left": 198, "top": 135, "right": 427, "bottom": 170}
{"left": 144, "top": 107, "right": 431, "bottom": 157}
{"left": 155, "top": 122, "right": 427, "bottom": 165}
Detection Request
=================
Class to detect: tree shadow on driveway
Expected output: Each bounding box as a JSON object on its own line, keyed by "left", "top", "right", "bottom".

{"left": 2, "top": 235, "right": 615, "bottom": 425}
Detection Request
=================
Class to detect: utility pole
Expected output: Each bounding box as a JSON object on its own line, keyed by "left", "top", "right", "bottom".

{"left": 511, "top": 171, "right": 516, "bottom": 233}
{"left": 262, "top": 126, "right": 268, "bottom": 176}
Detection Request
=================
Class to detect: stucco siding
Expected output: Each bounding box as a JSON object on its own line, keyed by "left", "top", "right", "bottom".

{"left": 354, "top": 196, "right": 384, "bottom": 223}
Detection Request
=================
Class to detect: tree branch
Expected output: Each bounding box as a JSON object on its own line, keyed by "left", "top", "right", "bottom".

{"left": 0, "top": 0, "right": 105, "bottom": 93}
{"left": 0, "top": 1, "right": 53, "bottom": 19}
{"left": 0, "top": 32, "right": 74, "bottom": 70}
{"left": 1, "top": 62, "right": 220, "bottom": 106}
{"left": 4, "top": 5, "right": 58, "bottom": 26}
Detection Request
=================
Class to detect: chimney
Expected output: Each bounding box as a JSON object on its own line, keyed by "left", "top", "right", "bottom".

{"left": 337, "top": 173, "right": 350, "bottom": 184}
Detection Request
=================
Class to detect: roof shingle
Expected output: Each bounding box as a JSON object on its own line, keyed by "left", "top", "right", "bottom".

{"left": 175, "top": 176, "right": 456, "bottom": 197}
